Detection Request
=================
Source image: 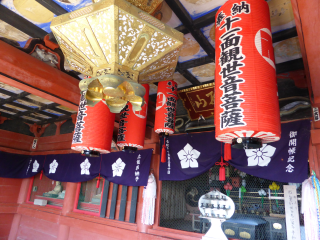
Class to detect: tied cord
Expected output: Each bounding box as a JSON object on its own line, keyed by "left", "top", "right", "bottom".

{"left": 224, "top": 143, "right": 232, "bottom": 161}
{"left": 96, "top": 155, "right": 103, "bottom": 188}
{"left": 40, "top": 155, "right": 46, "bottom": 180}
{"left": 161, "top": 136, "right": 166, "bottom": 163}
{"left": 216, "top": 143, "right": 228, "bottom": 181}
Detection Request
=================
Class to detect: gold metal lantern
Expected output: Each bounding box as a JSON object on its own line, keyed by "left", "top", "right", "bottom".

{"left": 50, "top": 0, "right": 183, "bottom": 113}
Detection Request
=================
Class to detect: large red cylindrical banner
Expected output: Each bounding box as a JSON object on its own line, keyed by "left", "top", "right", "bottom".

{"left": 117, "top": 84, "right": 149, "bottom": 149}
{"left": 214, "top": 0, "right": 281, "bottom": 145}
{"left": 154, "top": 80, "right": 178, "bottom": 134}
{"left": 71, "top": 92, "right": 115, "bottom": 153}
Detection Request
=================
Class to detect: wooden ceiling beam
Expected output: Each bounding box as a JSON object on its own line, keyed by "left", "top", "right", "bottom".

{"left": 0, "top": 5, "right": 47, "bottom": 38}
{"left": 0, "top": 41, "right": 80, "bottom": 111}
{"left": 193, "top": 10, "right": 218, "bottom": 29}
{"left": 165, "top": 0, "right": 215, "bottom": 60}
{"left": 178, "top": 56, "right": 214, "bottom": 70}
{"left": 0, "top": 92, "right": 30, "bottom": 105}
{"left": 176, "top": 65, "right": 201, "bottom": 86}
{"left": 35, "top": 0, "right": 68, "bottom": 16}
{"left": 276, "top": 58, "right": 304, "bottom": 74}
{"left": 272, "top": 27, "right": 298, "bottom": 43}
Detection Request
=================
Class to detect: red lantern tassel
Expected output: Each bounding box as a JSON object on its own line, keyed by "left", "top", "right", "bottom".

{"left": 224, "top": 143, "right": 232, "bottom": 161}
{"left": 219, "top": 166, "right": 226, "bottom": 181}
{"left": 96, "top": 174, "right": 100, "bottom": 188}
{"left": 161, "top": 143, "right": 166, "bottom": 163}
{"left": 40, "top": 170, "right": 43, "bottom": 180}
{"left": 216, "top": 157, "right": 228, "bottom": 181}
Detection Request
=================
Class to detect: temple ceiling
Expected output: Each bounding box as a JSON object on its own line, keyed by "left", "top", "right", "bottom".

{"left": 0, "top": 0, "right": 311, "bottom": 134}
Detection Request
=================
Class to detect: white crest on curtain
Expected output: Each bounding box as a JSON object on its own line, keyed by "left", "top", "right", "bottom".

{"left": 80, "top": 158, "right": 91, "bottom": 175}
{"left": 112, "top": 158, "right": 126, "bottom": 177}
{"left": 245, "top": 144, "right": 276, "bottom": 167}
{"left": 177, "top": 143, "right": 201, "bottom": 169}
{"left": 32, "top": 160, "right": 39, "bottom": 173}
{"left": 141, "top": 173, "right": 157, "bottom": 225}
{"left": 49, "top": 160, "right": 58, "bottom": 174}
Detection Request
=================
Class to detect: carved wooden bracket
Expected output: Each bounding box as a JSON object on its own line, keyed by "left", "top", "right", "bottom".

{"left": 71, "top": 114, "right": 77, "bottom": 125}
{"left": 26, "top": 123, "right": 50, "bottom": 138}
{"left": 0, "top": 113, "right": 8, "bottom": 124}
{"left": 54, "top": 120, "right": 67, "bottom": 135}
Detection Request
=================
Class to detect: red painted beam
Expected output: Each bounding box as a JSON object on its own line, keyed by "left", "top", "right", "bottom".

{"left": 0, "top": 41, "right": 80, "bottom": 111}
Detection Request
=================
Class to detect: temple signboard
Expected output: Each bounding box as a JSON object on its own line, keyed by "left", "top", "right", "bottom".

{"left": 178, "top": 83, "right": 215, "bottom": 121}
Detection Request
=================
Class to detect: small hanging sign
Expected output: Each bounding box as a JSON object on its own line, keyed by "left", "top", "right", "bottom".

{"left": 313, "top": 107, "right": 320, "bottom": 121}
{"left": 32, "top": 138, "right": 38, "bottom": 149}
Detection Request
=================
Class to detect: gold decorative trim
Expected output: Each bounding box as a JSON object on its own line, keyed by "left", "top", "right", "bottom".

{"left": 138, "top": 11, "right": 165, "bottom": 30}
{"left": 70, "top": 6, "right": 94, "bottom": 19}
{"left": 125, "top": 0, "right": 163, "bottom": 14}
{"left": 178, "top": 82, "right": 215, "bottom": 93}
{"left": 51, "top": 0, "right": 182, "bottom": 82}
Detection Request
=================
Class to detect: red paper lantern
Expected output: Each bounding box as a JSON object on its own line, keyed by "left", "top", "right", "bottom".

{"left": 117, "top": 84, "right": 149, "bottom": 149}
{"left": 154, "top": 80, "right": 178, "bottom": 134}
{"left": 214, "top": 0, "right": 281, "bottom": 149}
{"left": 71, "top": 92, "right": 115, "bottom": 154}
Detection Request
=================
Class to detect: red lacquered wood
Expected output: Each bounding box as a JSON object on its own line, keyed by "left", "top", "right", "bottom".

{"left": 0, "top": 41, "right": 80, "bottom": 110}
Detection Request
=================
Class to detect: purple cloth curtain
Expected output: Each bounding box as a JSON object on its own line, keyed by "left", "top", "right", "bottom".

{"left": 160, "top": 120, "right": 310, "bottom": 183}
{"left": 159, "top": 131, "right": 221, "bottom": 181}
{"left": 0, "top": 149, "right": 153, "bottom": 187}
{"left": 228, "top": 120, "right": 310, "bottom": 183}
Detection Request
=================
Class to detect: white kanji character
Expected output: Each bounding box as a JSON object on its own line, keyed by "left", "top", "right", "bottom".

{"left": 288, "top": 147, "right": 296, "bottom": 155}
{"left": 289, "top": 131, "right": 297, "bottom": 138}
{"left": 136, "top": 160, "right": 140, "bottom": 164}
{"left": 288, "top": 156, "right": 295, "bottom": 162}
{"left": 136, "top": 165, "right": 139, "bottom": 171}
{"left": 289, "top": 139, "right": 297, "bottom": 147}
{"left": 286, "top": 164, "right": 294, "bottom": 173}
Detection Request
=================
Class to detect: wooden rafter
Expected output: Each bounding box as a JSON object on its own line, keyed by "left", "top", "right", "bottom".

{"left": 176, "top": 64, "right": 201, "bottom": 86}
{"left": 0, "top": 5, "right": 47, "bottom": 38}
{"left": 35, "top": 0, "right": 68, "bottom": 16}
{"left": 178, "top": 56, "right": 214, "bottom": 71}
{"left": 165, "top": 0, "right": 215, "bottom": 60}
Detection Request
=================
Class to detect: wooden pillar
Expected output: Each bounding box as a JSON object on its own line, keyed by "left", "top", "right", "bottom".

{"left": 58, "top": 182, "right": 77, "bottom": 240}
{"left": 57, "top": 224, "right": 70, "bottom": 240}
{"left": 62, "top": 182, "right": 78, "bottom": 215}
{"left": 17, "top": 178, "right": 31, "bottom": 204}
{"left": 8, "top": 214, "right": 22, "bottom": 240}
{"left": 290, "top": 0, "right": 320, "bottom": 174}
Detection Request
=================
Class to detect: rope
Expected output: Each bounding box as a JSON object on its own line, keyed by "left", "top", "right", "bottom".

{"left": 40, "top": 155, "right": 46, "bottom": 180}
{"left": 96, "top": 155, "right": 103, "bottom": 188}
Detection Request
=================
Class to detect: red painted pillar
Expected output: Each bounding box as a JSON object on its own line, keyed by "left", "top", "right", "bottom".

{"left": 62, "top": 182, "right": 78, "bottom": 215}
{"left": 8, "top": 178, "right": 29, "bottom": 240}
{"left": 57, "top": 224, "right": 70, "bottom": 240}
{"left": 290, "top": 0, "right": 320, "bottom": 176}
{"left": 58, "top": 182, "right": 77, "bottom": 240}
{"left": 17, "top": 178, "right": 31, "bottom": 204}
{"left": 8, "top": 214, "right": 22, "bottom": 240}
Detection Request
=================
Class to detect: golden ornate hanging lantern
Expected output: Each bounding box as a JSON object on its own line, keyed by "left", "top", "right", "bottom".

{"left": 50, "top": 0, "right": 183, "bottom": 113}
